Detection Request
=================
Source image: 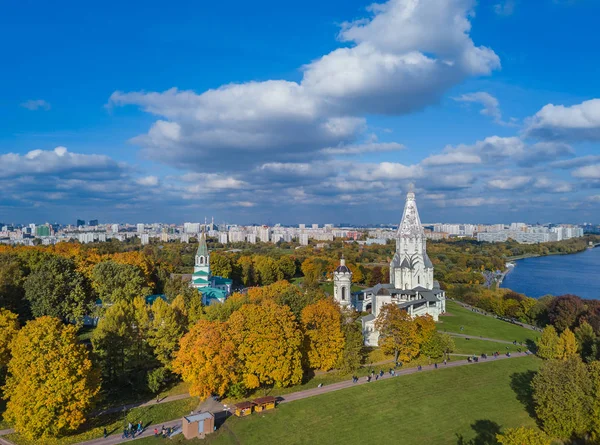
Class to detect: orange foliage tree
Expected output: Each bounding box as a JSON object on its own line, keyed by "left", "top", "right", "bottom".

{"left": 172, "top": 319, "right": 238, "bottom": 400}
{"left": 374, "top": 304, "right": 419, "bottom": 364}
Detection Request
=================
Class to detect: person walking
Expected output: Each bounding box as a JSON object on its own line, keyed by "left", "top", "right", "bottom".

{"left": 103, "top": 428, "right": 108, "bottom": 438}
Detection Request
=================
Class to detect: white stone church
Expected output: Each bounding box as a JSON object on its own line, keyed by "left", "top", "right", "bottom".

{"left": 333, "top": 191, "right": 446, "bottom": 346}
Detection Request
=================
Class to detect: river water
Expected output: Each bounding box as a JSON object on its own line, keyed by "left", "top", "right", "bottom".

{"left": 501, "top": 247, "right": 600, "bottom": 300}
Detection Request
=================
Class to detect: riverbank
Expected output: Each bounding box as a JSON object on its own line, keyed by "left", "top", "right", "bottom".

{"left": 501, "top": 247, "right": 600, "bottom": 299}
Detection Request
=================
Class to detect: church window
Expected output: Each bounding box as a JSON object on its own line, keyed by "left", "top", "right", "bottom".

{"left": 341, "top": 287, "right": 346, "bottom": 301}
{"left": 418, "top": 276, "right": 420, "bottom": 284}
{"left": 200, "top": 257, "right": 204, "bottom": 264}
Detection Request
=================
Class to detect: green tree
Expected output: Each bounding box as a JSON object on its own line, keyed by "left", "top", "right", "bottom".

{"left": 496, "top": 427, "right": 552, "bottom": 445}
{"left": 149, "top": 298, "right": 185, "bottom": 368}
{"left": 277, "top": 256, "right": 296, "bottom": 280}
{"left": 422, "top": 332, "right": 455, "bottom": 360}
{"left": 92, "top": 260, "right": 149, "bottom": 304}
{"left": 237, "top": 256, "right": 256, "bottom": 287}
{"left": 0, "top": 253, "right": 28, "bottom": 318}
{"left": 147, "top": 366, "right": 170, "bottom": 402}
{"left": 210, "top": 252, "right": 233, "bottom": 279}
{"left": 254, "top": 256, "right": 280, "bottom": 285}
{"left": 336, "top": 310, "right": 365, "bottom": 373}
{"left": 3, "top": 317, "right": 100, "bottom": 439}
{"left": 574, "top": 321, "right": 597, "bottom": 362}
{"left": 588, "top": 361, "right": 600, "bottom": 442}
{"left": 532, "top": 356, "right": 591, "bottom": 439}
{"left": 536, "top": 325, "right": 561, "bottom": 360}
{"left": 24, "top": 255, "right": 93, "bottom": 322}
{"left": 0, "top": 308, "right": 20, "bottom": 371}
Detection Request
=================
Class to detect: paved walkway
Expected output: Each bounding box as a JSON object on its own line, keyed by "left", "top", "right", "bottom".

{"left": 0, "top": 430, "right": 13, "bottom": 438}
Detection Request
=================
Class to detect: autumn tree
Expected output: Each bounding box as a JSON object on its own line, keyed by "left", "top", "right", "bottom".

{"left": 92, "top": 260, "right": 150, "bottom": 304}
{"left": 0, "top": 308, "right": 19, "bottom": 371}
{"left": 173, "top": 319, "right": 238, "bottom": 400}
{"left": 301, "top": 299, "right": 345, "bottom": 371}
{"left": 496, "top": 427, "right": 552, "bottom": 445}
{"left": 548, "top": 294, "right": 583, "bottom": 332}
{"left": 3, "top": 317, "right": 100, "bottom": 439}
{"left": 149, "top": 298, "right": 186, "bottom": 368}
{"left": 301, "top": 258, "right": 322, "bottom": 286}
{"left": 532, "top": 356, "right": 591, "bottom": 439}
{"left": 558, "top": 327, "right": 578, "bottom": 360}
{"left": 414, "top": 314, "right": 436, "bottom": 348}
{"left": 237, "top": 255, "right": 256, "bottom": 287}
{"left": 24, "top": 255, "right": 93, "bottom": 322}
{"left": 375, "top": 305, "right": 418, "bottom": 363}
{"left": 536, "top": 325, "right": 561, "bottom": 360}
{"left": 229, "top": 302, "right": 303, "bottom": 389}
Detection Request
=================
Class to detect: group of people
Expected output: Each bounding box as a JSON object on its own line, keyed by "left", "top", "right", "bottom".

{"left": 153, "top": 425, "right": 172, "bottom": 438}
{"left": 121, "top": 421, "right": 143, "bottom": 439}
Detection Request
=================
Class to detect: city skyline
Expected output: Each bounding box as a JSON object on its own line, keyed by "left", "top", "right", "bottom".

{"left": 2, "top": 0, "right": 600, "bottom": 224}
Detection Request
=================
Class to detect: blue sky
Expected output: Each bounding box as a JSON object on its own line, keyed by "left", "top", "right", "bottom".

{"left": 2, "top": 0, "right": 600, "bottom": 225}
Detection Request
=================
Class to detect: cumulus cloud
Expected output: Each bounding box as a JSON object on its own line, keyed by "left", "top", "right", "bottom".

{"left": 524, "top": 99, "right": 600, "bottom": 141}
{"left": 109, "top": 0, "right": 499, "bottom": 171}
{"left": 321, "top": 141, "right": 405, "bottom": 155}
{"left": 20, "top": 99, "right": 51, "bottom": 111}
{"left": 0, "top": 146, "right": 123, "bottom": 179}
{"left": 572, "top": 164, "right": 600, "bottom": 179}
{"left": 488, "top": 176, "right": 532, "bottom": 190}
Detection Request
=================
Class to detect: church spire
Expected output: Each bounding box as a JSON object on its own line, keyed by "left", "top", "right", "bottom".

{"left": 397, "top": 190, "right": 423, "bottom": 238}
{"left": 197, "top": 229, "right": 209, "bottom": 257}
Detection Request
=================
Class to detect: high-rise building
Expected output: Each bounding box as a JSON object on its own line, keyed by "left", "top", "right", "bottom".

{"left": 36, "top": 225, "right": 51, "bottom": 237}
{"left": 76, "top": 219, "right": 85, "bottom": 227}
{"left": 88, "top": 219, "right": 98, "bottom": 227}
{"left": 137, "top": 223, "right": 145, "bottom": 233}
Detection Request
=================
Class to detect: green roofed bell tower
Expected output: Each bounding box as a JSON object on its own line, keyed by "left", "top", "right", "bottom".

{"left": 194, "top": 231, "right": 210, "bottom": 279}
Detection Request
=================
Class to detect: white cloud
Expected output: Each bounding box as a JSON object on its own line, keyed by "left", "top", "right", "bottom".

{"left": 0, "top": 146, "right": 123, "bottom": 179}
{"left": 454, "top": 92, "right": 512, "bottom": 125}
{"left": 524, "top": 99, "right": 600, "bottom": 141}
{"left": 422, "top": 151, "right": 481, "bottom": 166}
{"left": 321, "top": 141, "right": 405, "bottom": 155}
{"left": 109, "top": 0, "right": 499, "bottom": 171}
{"left": 572, "top": 164, "right": 600, "bottom": 179}
{"left": 20, "top": 99, "right": 51, "bottom": 111}
{"left": 136, "top": 176, "right": 159, "bottom": 186}
{"left": 488, "top": 176, "right": 532, "bottom": 190}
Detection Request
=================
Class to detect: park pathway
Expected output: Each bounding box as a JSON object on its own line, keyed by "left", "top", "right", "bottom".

{"left": 68, "top": 351, "right": 530, "bottom": 445}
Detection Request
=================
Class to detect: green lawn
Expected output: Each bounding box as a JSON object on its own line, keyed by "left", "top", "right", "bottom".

{"left": 5, "top": 397, "right": 199, "bottom": 445}
{"left": 438, "top": 301, "right": 537, "bottom": 344}
{"left": 195, "top": 356, "right": 541, "bottom": 445}
{"left": 451, "top": 338, "right": 524, "bottom": 356}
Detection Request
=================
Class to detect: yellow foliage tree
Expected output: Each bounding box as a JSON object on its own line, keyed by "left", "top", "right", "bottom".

{"left": 558, "top": 327, "right": 578, "bottom": 360}
{"left": 173, "top": 319, "right": 238, "bottom": 400}
{"left": 301, "top": 299, "right": 345, "bottom": 371}
{"left": 375, "top": 305, "right": 419, "bottom": 364}
{"left": 0, "top": 308, "right": 19, "bottom": 369}
{"left": 414, "top": 314, "right": 436, "bottom": 347}
{"left": 229, "top": 302, "right": 303, "bottom": 389}
{"left": 3, "top": 317, "right": 100, "bottom": 440}
{"left": 496, "top": 427, "right": 552, "bottom": 445}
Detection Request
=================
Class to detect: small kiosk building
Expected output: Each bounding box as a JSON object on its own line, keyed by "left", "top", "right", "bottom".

{"left": 252, "top": 396, "right": 277, "bottom": 412}
{"left": 182, "top": 412, "right": 215, "bottom": 439}
{"left": 234, "top": 401, "right": 254, "bottom": 417}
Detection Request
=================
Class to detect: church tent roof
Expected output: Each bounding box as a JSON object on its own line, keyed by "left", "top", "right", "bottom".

{"left": 196, "top": 231, "right": 209, "bottom": 257}
{"left": 193, "top": 270, "right": 209, "bottom": 276}
{"left": 193, "top": 277, "right": 210, "bottom": 284}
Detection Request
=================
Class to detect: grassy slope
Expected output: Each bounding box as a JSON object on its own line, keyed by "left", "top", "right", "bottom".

{"left": 438, "top": 301, "right": 537, "bottom": 344}
{"left": 5, "top": 397, "right": 199, "bottom": 445}
{"left": 452, "top": 338, "right": 523, "bottom": 356}
{"left": 190, "top": 356, "right": 541, "bottom": 445}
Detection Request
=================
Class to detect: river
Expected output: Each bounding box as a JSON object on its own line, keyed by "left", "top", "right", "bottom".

{"left": 501, "top": 247, "right": 600, "bottom": 299}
